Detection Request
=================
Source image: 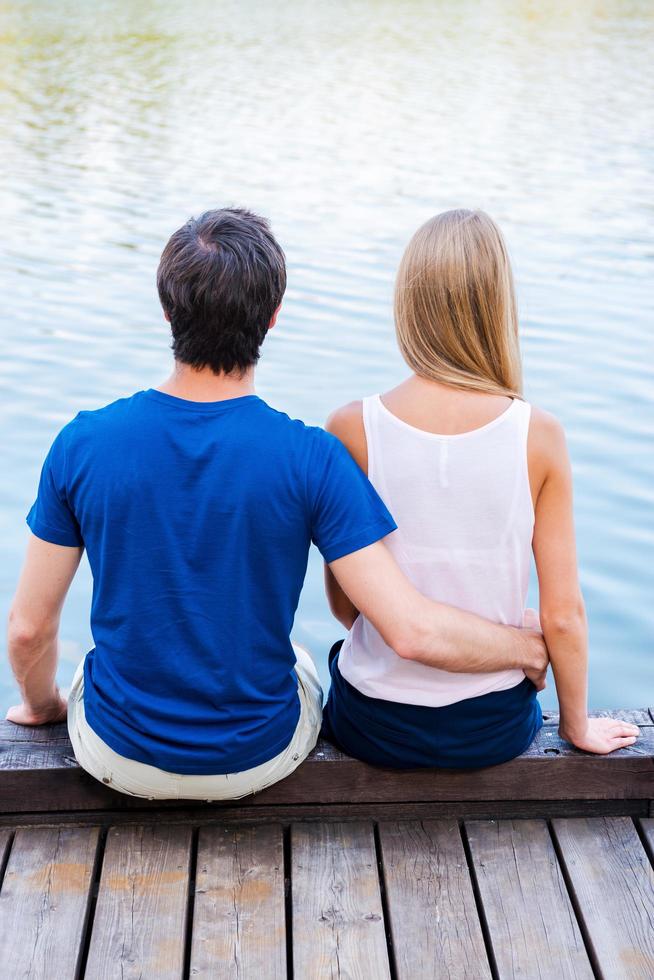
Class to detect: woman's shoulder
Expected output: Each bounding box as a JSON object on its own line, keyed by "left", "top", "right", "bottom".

{"left": 527, "top": 404, "right": 571, "bottom": 491}
{"left": 326, "top": 399, "right": 364, "bottom": 432}
{"left": 325, "top": 400, "right": 367, "bottom": 473}
{"left": 528, "top": 404, "right": 567, "bottom": 452}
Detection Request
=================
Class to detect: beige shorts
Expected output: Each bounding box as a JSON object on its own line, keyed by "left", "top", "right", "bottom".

{"left": 67, "top": 644, "right": 323, "bottom": 801}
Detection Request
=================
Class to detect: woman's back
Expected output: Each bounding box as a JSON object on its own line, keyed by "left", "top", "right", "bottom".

{"left": 338, "top": 381, "right": 534, "bottom": 706}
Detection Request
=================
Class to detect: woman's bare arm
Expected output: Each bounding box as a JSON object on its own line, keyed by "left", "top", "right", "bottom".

{"left": 530, "top": 409, "right": 639, "bottom": 753}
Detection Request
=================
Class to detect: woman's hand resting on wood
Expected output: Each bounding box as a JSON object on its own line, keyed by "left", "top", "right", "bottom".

{"left": 559, "top": 717, "right": 640, "bottom": 754}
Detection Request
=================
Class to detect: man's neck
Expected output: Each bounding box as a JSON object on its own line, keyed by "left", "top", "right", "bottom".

{"left": 157, "top": 363, "right": 256, "bottom": 402}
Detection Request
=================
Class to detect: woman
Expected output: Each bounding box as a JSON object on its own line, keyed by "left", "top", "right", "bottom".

{"left": 322, "top": 209, "right": 639, "bottom": 768}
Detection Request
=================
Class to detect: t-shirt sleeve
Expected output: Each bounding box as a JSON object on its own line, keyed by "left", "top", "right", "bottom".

{"left": 26, "top": 427, "right": 84, "bottom": 548}
{"left": 306, "top": 429, "right": 397, "bottom": 563}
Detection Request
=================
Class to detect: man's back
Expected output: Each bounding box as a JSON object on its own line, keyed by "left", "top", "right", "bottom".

{"left": 27, "top": 388, "right": 394, "bottom": 773}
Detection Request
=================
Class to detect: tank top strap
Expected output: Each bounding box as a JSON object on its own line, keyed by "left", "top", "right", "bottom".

{"left": 361, "top": 393, "right": 380, "bottom": 428}
{"left": 361, "top": 394, "right": 382, "bottom": 483}
{"left": 513, "top": 397, "right": 532, "bottom": 447}
{"left": 511, "top": 398, "right": 534, "bottom": 523}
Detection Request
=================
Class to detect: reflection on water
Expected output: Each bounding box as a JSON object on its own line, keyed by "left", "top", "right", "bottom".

{"left": 1, "top": 1, "right": 652, "bottom": 709}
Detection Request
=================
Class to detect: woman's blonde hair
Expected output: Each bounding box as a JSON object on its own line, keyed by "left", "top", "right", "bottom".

{"left": 394, "top": 209, "right": 523, "bottom": 398}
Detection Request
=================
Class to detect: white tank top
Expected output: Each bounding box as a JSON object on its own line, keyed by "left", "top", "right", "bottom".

{"left": 337, "top": 393, "right": 535, "bottom": 706}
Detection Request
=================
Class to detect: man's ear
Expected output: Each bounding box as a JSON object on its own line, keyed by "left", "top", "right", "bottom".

{"left": 268, "top": 304, "right": 282, "bottom": 330}
{"left": 163, "top": 309, "right": 171, "bottom": 323}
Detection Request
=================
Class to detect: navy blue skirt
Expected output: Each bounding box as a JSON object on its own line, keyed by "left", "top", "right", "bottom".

{"left": 322, "top": 641, "right": 543, "bottom": 769}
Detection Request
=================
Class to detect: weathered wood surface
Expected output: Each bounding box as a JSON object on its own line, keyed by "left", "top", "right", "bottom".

{"left": 0, "top": 815, "right": 652, "bottom": 980}
{"left": 0, "top": 711, "right": 652, "bottom": 816}
{"left": 1, "top": 797, "right": 651, "bottom": 830}
{"left": 551, "top": 817, "right": 654, "bottom": 980}
{"left": 0, "top": 828, "right": 12, "bottom": 878}
{"left": 466, "top": 819, "right": 593, "bottom": 979}
{"left": 540, "top": 709, "right": 653, "bottom": 727}
{"left": 291, "top": 821, "right": 391, "bottom": 979}
{"left": 190, "top": 824, "right": 286, "bottom": 978}
{"left": 378, "top": 819, "right": 491, "bottom": 979}
{"left": 84, "top": 824, "right": 192, "bottom": 980}
{"left": 0, "top": 826, "right": 99, "bottom": 979}
{"left": 639, "top": 816, "right": 654, "bottom": 861}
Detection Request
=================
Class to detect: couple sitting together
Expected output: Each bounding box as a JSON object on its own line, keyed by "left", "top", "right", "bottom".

{"left": 7, "top": 207, "right": 638, "bottom": 800}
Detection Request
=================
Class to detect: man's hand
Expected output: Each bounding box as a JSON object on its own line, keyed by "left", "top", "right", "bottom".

{"left": 6, "top": 691, "right": 68, "bottom": 726}
{"left": 520, "top": 608, "right": 548, "bottom": 691}
{"left": 520, "top": 629, "right": 549, "bottom": 691}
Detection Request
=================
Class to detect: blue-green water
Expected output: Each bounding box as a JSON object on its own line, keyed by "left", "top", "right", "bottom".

{"left": 1, "top": 1, "right": 652, "bottom": 710}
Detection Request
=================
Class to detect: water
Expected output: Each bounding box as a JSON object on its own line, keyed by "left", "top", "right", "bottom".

{"left": 1, "top": 0, "right": 652, "bottom": 711}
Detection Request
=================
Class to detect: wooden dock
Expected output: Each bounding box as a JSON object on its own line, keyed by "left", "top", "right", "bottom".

{"left": 0, "top": 709, "right": 652, "bottom": 978}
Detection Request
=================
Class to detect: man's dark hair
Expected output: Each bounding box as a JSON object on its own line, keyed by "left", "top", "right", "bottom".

{"left": 157, "top": 208, "right": 286, "bottom": 375}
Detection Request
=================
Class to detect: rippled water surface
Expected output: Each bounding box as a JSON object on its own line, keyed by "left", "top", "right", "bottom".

{"left": 1, "top": 1, "right": 652, "bottom": 710}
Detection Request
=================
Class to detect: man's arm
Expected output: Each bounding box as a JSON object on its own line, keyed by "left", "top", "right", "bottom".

{"left": 329, "top": 539, "right": 547, "bottom": 677}
{"left": 6, "top": 534, "right": 83, "bottom": 725}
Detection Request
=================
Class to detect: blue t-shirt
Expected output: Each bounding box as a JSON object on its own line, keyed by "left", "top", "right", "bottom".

{"left": 27, "top": 390, "right": 396, "bottom": 774}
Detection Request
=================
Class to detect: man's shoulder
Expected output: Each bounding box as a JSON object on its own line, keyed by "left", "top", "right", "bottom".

{"left": 257, "top": 401, "right": 337, "bottom": 449}
{"left": 54, "top": 391, "right": 149, "bottom": 447}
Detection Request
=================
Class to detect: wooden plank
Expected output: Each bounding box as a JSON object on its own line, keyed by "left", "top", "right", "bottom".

{"left": 0, "top": 797, "right": 651, "bottom": 830}
{"left": 4, "top": 709, "right": 648, "bottom": 743}
{"left": 3, "top": 717, "right": 652, "bottom": 762}
{"left": 552, "top": 817, "right": 654, "bottom": 979}
{"left": 540, "top": 709, "right": 652, "bottom": 727}
{"left": 1, "top": 709, "right": 647, "bottom": 745}
{"left": 84, "top": 823, "right": 192, "bottom": 979}
{"left": 291, "top": 821, "right": 390, "bottom": 979}
{"left": 0, "top": 825, "right": 99, "bottom": 978}
{"left": 639, "top": 818, "right": 654, "bottom": 863}
{"left": 4, "top": 708, "right": 645, "bottom": 747}
{"left": 0, "top": 829, "right": 12, "bottom": 880}
{"left": 190, "top": 824, "right": 286, "bottom": 978}
{"left": 0, "top": 720, "right": 71, "bottom": 743}
{"left": 466, "top": 819, "right": 592, "bottom": 979}
{"left": 378, "top": 820, "right": 490, "bottom": 979}
{"left": 1, "top": 726, "right": 653, "bottom": 815}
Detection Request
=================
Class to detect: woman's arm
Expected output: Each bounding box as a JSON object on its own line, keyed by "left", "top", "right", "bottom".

{"left": 530, "top": 409, "right": 639, "bottom": 753}
{"left": 323, "top": 401, "right": 368, "bottom": 629}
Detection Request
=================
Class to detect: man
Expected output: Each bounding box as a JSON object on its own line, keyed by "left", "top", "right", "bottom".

{"left": 6, "top": 208, "right": 547, "bottom": 801}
